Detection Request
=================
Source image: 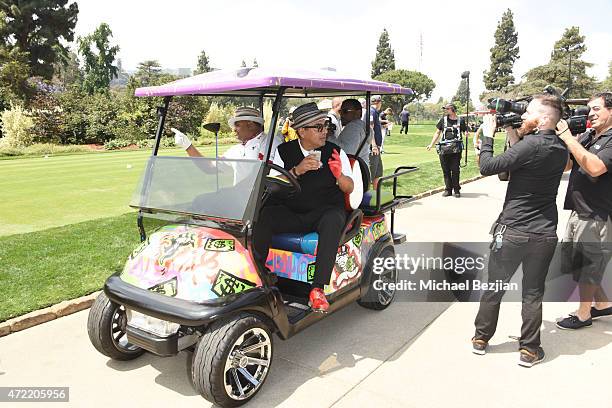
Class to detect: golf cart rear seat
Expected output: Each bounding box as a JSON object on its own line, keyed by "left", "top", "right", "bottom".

{"left": 358, "top": 166, "right": 419, "bottom": 216}
{"left": 270, "top": 209, "right": 363, "bottom": 255}
{"left": 348, "top": 156, "right": 418, "bottom": 216}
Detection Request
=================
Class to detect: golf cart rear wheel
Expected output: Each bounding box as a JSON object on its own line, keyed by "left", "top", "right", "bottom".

{"left": 87, "top": 292, "right": 144, "bottom": 360}
{"left": 191, "top": 313, "right": 273, "bottom": 407}
{"left": 358, "top": 246, "right": 397, "bottom": 310}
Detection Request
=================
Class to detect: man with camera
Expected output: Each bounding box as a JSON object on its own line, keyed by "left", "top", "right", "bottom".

{"left": 472, "top": 94, "right": 568, "bottom": 367}
{"left": 427, "top": 103, "right": 466, "bottom": 197}
{"left": 556, "top": 92, "right": 612, "bottom": 329}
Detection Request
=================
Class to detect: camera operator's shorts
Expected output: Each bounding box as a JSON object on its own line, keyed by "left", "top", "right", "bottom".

{"left": 369, "top": 151, "right": 383, "bottom": 179}
{"left": 562, "top": 211, "right": 612, "bottom": 285}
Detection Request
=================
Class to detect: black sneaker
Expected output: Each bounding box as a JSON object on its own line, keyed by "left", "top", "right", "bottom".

{"left": 591, "top": 306, "right": 612, "bottom": 320}
{"left": 471, "top": 337, "right": 488, "bottom": 355}
{"left": 442, "top": 191, "right": 452, "bottom": 197}
{"left": 454, "top": 192, "right": 461, "bottom": 198}
{"left": 556, "top": 314, "right": 592, "bottom": 330}
{"left": 518, "top": 347, "right": 545, "bottom": 368}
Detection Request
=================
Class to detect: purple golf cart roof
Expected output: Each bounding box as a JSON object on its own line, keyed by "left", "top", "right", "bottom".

{"left": 134, "top": 67, "right": 413, "bottom": 98}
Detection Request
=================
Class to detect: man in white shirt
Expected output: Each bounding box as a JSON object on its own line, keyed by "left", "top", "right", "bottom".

{"left": 173, "top": 106, "right": 278, "bottom": 162}
{"left": 172, "top": 106, "right": 279, "bottom": 183}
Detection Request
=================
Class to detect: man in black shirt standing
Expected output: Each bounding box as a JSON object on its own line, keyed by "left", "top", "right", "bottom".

{"left": 472, "top": 95, "right": 568, "bottom": 367}
{"left": 556, "top": 92, "right": 612, "bottom": 329}
{"left": 427, "top": 103, "right": 466, "bottom": 197}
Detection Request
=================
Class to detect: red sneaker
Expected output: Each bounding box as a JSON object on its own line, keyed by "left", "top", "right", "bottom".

{"left": 308, "top": 288, "right": 329, "bottom": 313}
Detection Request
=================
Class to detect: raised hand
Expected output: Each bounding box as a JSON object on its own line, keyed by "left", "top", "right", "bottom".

{"left": 328, "top": 149, "right": 342, "bottom": 179}
{"left": 171, "top": 128, "right": 192, "bottom": 149}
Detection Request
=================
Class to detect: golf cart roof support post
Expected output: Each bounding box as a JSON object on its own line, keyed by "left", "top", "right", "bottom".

{"left": 152, "top": 96, "right": 171, "bottom": 156}
{"left": 355, "top": 91, "right": 372, "bottom": 158}
{"left": 264, "top": 87, "right": 287, "bottom": 163}
{"left": 258, "top": 94, "right": 264, "bottom": 124}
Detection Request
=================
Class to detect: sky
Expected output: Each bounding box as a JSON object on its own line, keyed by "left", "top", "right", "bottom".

{"left": 74, "top": 0, "right": 612, "bottom": 103}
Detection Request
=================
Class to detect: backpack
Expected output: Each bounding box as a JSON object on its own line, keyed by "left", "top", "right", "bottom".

{"left": 436, "top": 116, "right": 464, "bottom": 155}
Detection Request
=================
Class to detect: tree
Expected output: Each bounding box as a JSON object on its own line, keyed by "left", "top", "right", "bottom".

{"left": 521, "top": 27, "right": 596, "bottom": 97}
{"left": 52, "top": 50, "right": 82, "bottom": 89}
{"left": 0, "top": 0, "right": 79, "bottom": 79}
{"left": 452, "top": 79, "right": 473, "bottom": 111}
{"left": 371, "top": 28, "right": 395, "bottom": 78}
{"left": 0, "top": 44, "right": 32, "bottom": 109}
{"left": 194, "top": 50, "right": 211, "bottom": 75}
{"left": 483, "top": 9, "right": 519, "bottom": 91}
{"left": 78, "top": 23, "right": 120, "bottom": 95}
{"left": 240, "top": 59, "right": 246, "bottom": 67}
{"left": 253, "top": 58, "right": 258, "bottom": 68}
{"left": 601, "top": 61, "right": 612, "bottom": 91}
{"left": 134, "top": 60, "right": 162, "bottom": 86}
{"left": 374, "top": 69, "right": 435, "bottom": 119}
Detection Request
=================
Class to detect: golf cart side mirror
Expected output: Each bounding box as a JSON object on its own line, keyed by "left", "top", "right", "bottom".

{"left": 203, "top": 122, "right": 221, "bottom": 134}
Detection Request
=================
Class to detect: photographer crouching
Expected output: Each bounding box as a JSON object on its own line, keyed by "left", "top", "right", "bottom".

{"left": 471, "top": 94, "right": 568, "bottom": 367}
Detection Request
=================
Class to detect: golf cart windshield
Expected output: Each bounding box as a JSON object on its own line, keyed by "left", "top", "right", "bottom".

{"left": 130, "top": 156, "right": 264, "bottom": 223}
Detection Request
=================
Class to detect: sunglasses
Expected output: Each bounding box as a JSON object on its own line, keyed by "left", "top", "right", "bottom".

{"left": 302, "top": 121, "right": 330, "bottom": 132}
{"left": 340, "top": 108, "right": 362, "bottom": 113}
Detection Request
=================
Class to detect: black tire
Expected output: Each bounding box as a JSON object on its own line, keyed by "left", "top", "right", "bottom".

{"left": 191, "top": 313, "right": 273, "bottom": 407}
{"left": 87, "top": 292, "right": 144, "bottom": 360}
{"left": 358, "top": 245, "right": 397, "bottom": 310}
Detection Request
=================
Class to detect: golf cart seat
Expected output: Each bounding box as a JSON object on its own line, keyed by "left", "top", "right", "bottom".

{"left": 270, "top": 209, "right": 363, "bottom": 255}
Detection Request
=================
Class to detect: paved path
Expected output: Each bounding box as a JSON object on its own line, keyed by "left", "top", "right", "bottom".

{"left": 1, "top": 174, "right": 611, "bottom": 407}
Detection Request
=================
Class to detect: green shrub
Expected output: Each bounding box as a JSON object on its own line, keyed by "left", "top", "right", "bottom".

{"left": 23, "top": 143, "right": 91, "bottom": 155}
{"left": 30, "top": 93, "right": 64, "bottom": 144}
{"left": 103, "top": 139, "right": 134, "bottom": 150}
{"left": 0, "top": 145, "right": 23, "bottom": 157}
{"left": 203, "top": 103, "right": 235, "bottom": 136}
{"left": 0, "top": 143, "right": 93, "bottom": 158}
{"left": 134, "top": 137, "right": 175, "bottom": 149}
{"left": 0, "top": 105, "right": 34, "bottom": 148}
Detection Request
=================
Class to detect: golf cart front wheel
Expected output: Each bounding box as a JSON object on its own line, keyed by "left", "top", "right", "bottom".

{"left": 191, "top": 313, "right": 273, "bottom": 407}
{"left": 87, "top": 292, "right": 144, "bottom": 360}
{"left": 358, "top": 246, "right": 397, "bottom": 310}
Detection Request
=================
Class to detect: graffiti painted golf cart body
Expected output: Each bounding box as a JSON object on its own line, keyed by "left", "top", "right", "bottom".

{"left": 87, "top": 67, "right": 417, "bottom": 407}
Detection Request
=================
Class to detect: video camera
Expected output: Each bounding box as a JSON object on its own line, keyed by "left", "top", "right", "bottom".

{"left": 487, "top": 86, "right": 589, "bottom": 134}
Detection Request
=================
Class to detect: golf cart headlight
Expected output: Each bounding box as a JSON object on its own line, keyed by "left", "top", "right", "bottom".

{"left": 126, "top": 309, "right": 180, "bottom": 337}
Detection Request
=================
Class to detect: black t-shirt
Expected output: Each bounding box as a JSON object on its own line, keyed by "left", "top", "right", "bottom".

{"left": 563, "top": 128, "right": 612, "bottom": 221}
{"left": 436, "top": 116, "right": 467, "bottom": 141}
{"left": 479, "top": 130, "right": 568, "bottom": 234}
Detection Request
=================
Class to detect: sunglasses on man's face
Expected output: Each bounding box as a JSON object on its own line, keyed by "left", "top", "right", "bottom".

{"left": 302, "top": 122, "right": 329, "bottom": 132}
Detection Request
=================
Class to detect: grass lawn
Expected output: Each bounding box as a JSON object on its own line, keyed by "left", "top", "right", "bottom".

{"left": 380, "top": 123, "right": 502, "bottom": 196}
{"left": 0, "top": 124, "right": 505, "bottom": 321}
{"left": 0, "top": 213, "right": 165, "bottom": 321}
{"left": 0, "top": 145, "right": 222, "bottom": 237}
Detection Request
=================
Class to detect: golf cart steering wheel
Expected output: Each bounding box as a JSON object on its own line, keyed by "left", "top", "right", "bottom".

{"left": 264, "top": 163, "right": 302, "bottom": 197}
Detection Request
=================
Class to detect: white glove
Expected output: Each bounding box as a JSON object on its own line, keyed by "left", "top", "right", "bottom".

{"left": 481, "top": 114, "right": 497, "bottom": 138}
{"left": 171, "top": 128, "right": 192, "bottom": 149}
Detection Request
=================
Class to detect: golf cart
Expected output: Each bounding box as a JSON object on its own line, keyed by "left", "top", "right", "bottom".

{"left": 87, "top": 67, "right": 418, "bottom": 407}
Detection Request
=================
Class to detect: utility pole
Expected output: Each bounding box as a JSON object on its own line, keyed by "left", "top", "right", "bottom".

{"left": 418, "top": 32, "right": 423, "bottom": 71}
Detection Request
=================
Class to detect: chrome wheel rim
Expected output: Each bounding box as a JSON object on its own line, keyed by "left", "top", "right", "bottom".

{"left": 110, "top": 305, "right": 140, "bottom": 352}
{"left": 223, "top": 327, "right": 272, "bottom": 401}
{"left": 377, "top": 259, "right": 397, "bottom": 306}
